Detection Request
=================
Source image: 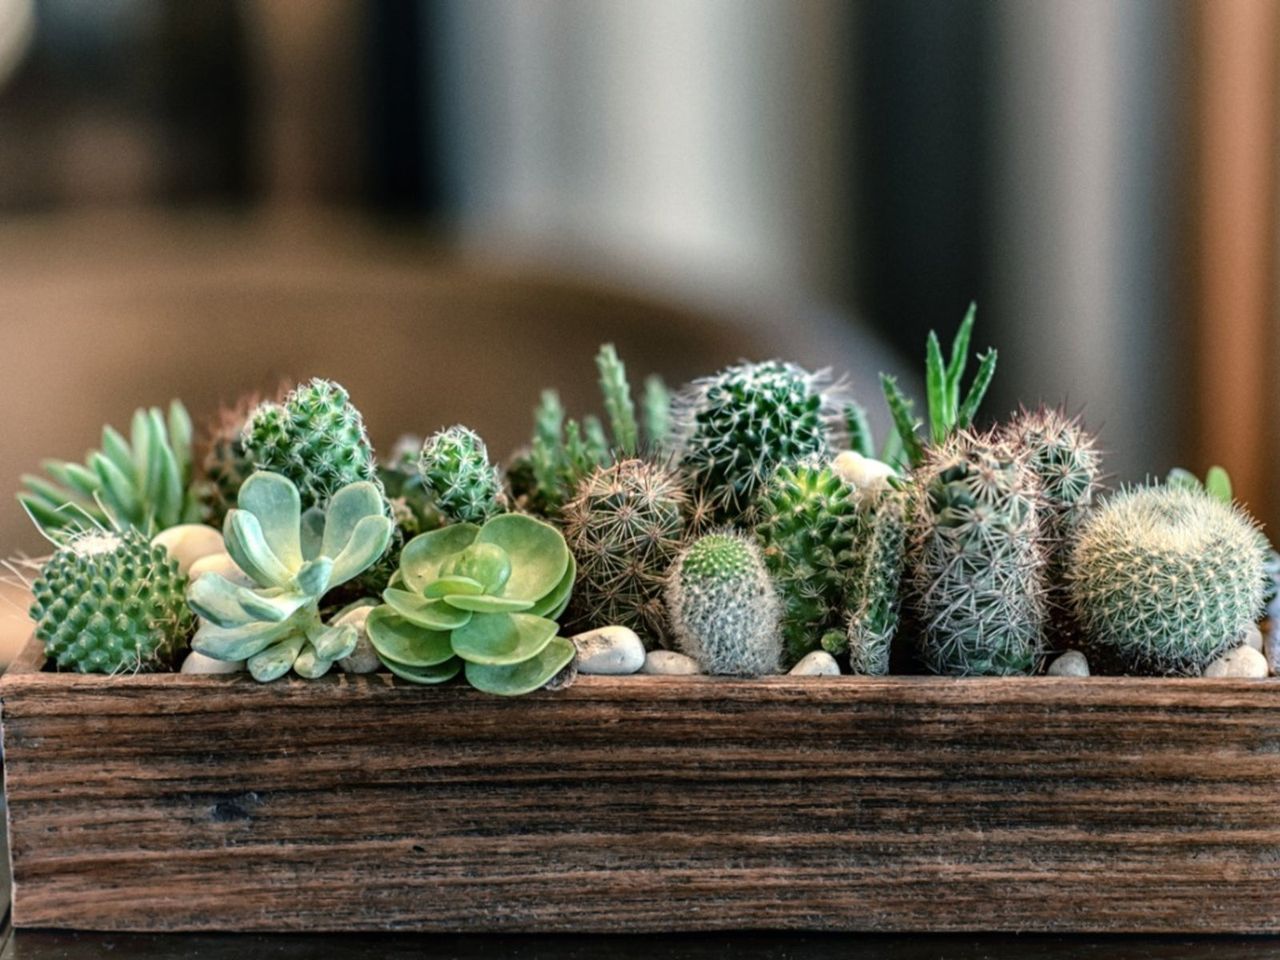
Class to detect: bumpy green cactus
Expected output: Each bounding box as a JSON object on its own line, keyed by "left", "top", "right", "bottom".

{"left": 244, "top": 379, "right": 379, "bottom": 511}
{"left": 675, "top": 361, "right": 838, "bottom": 525}
{"left": 562, "top": 458, "right": 688, "bottom": 646}
{"left": 906, "top": 430, "right": 1046, "bottom": 675}
{"left": 1069, "top": 484, "right": 1266, "bottom": 675}
{"left": 840, "top": 489, "right": 909, "bottom": 675}
{"left": 188, "top": 471, "right": 394, "bottom": 680}
{"left": 665, "top": 531, "right": 782, "bottom": 676}
{"left": 30, "top": 529, "right": 192, "bottom": 673}
{"left": 754, "top": 462, "right": 860, "bottom": 663}
{"left": 366, "top": 513, "right": 576, "bottom": 695}
{"left": 20, "top": 401, "right": 202, "bottom": 541}
{"left": 418, "top": 426, "right": 504, "bottom": 525}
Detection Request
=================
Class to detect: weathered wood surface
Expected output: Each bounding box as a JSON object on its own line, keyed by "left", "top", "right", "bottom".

{"left": 4, "top": 634, "right": 1280, "bottom": 933}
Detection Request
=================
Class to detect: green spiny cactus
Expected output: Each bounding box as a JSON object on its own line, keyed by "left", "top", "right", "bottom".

{"left": 906, "top": 429, "right": 1047, "bottom": 675}
{"left": 1069, "top": 484, "right": 1266, "bottom": 675}
{"left": 30, "top": 529, "right": 192, "bottom": 673}
{"left": 843, "top": 401, "right": 875, "bottom": 459}
{"left": 675, "top": 361, "right": 838, "bottom": 525}
{"left": 20, "top": 401, "right": 202, "bottom": 541}
{"left": 200, "top": 391, "right": 276, "bottom": 528}
{"left": 562, "top": 458, "right": 688, "bottom": 646}
{"left": 597, "top": 343, "right": 639, "bottom": 457}
{"left": 418, "top": 426, "right": 504, "bottom": 525}
{"left": 840, "top": 488, "right": 909, "bottom": 675}
{"left": 754, "top": 461, "right": 860, "bottom": 663}
{"left": 244, "top": 379, "right": 379, "bottom": 511}
{"left": 665, "top": 530, "right": 782, "bottom": 675}
{"left": 643, "top": 374, "right": 672, "bottom": 450}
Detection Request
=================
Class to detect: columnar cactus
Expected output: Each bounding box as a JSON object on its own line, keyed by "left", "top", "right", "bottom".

{"left": 675, "top": 361, "right": 838, "bottom": 525}
{"left": 418, "top": 426, "right": 504, "bottom": 525}
{"left": 841, "top": 489, "right": 909, "bottom": 675}
{"left": 1069, "top": 484, "right": 1266, "bottom": 675}
{"left": 562, "top": 459, "right": 688, "bottom": 646}
{"left": 905, "top": 430, "right": 1047, "bottom": 675}
{"left": 665, "top": 531, "right": 782, "bottom": 675}
{"left": 754, "top": 462, "right": 860, "bottom": 663}
{"left": 30, "top": 529, "right": 192, "bottom": 673}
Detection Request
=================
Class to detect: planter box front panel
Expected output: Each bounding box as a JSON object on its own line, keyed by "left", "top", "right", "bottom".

{"left": 3, "top": 637, "right": 1278, "bottom": 933}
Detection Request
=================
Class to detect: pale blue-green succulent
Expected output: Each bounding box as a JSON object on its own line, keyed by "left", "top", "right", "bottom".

{"left": 188, "top": 471, "right": 394, "bottom": 681}
{"left": 366, "top": 513, "right": 575, "bottom": 695}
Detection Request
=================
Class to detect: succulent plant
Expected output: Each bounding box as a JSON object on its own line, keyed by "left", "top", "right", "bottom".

{"left": 1069, "top": 484, "right": 1266, "bottom": 675}
{"left": 839, "top": 488, "right": 909, "bottom": 675}
{"left": 881, "top": 303, "right": 997, "bottom": 469}
{"left": 675, "top": 361, "right": 839, "bottom": 525}
{"left": 199, "top": 392, "right": 275, "bottom": 528}
{"left": 20, "top": 401, "right": 203, "bottom": 541}
{"left": 187, "top": 471, "right": 394, "bottom": 681}
{"left": 643, "top": 374, "right": 673, "bottom": 450}
{"left": 562, "top": 458, "right": 688, "bottom": 646}
{"left": 243, "top": 379, "right": 379, "bottom": 511}
{"left": 665, "top": 530, "right": 782, "bottom": 676}
{"left": 754, "top": 461, "right": 860, "bottom": 663}
{"left": 843, "top": 401, "right": 875, "bottom": 459}
{"left": 30, "top": 528, "right": 192, "bottom": 673}
{"left": 418, "top": 425, "right": 504, "bottom": 525}
{"left": 905, "top": 429, "right": 1047, "bottom": 676}
{"left": 365, "top": 513, "right": 576, "bottom": 695}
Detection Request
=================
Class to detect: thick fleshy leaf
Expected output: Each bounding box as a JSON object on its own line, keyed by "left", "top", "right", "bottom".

{"left": 248, "top": 633, "right": 306, "bottom": 682}
{"left": 476, "top": 514, "right": 569, "bottom": 603}
{"left": 224, "top": 510, "right": 294, "bottom": 588}
{"left": 300, "top": 507, "right": 326, "bottom": 561}
{"left": 399, "top": 523, "right": 479, "bottom": 593}
{"left": 328, "top": 515, "right": 394, "bottom": 588}
{"left": 441, "top": 543, "right": 511, "bottom": 594}
{"left": 424, "top": 576, "right": 484, "bottom": 599}
{"left": 293, "top": 557, "right": 334, "bottom": 599}
{"left": 366, "top": 606, "right": 455, "bottom": 666}
{"left": 443, "top": 594, "right": 534, "bottom": 614}
{"left": 308, "top": 622, "right": 358, "bottom": 661}
{"left": 167, "top": 400, "right": 194, "bottom": 480}
{"left": 321, "top": 481, "right": 387, "bottom": 558}
{"left": 293, "top": 641, "right": 335, "bottom": 679}
{"left": 464, "top": 636, "right": 574, "bottom": 696}
{"left": 192, "top": 617, "right": 295, "bottom": 662}
{"left": 187, "top": 573, "right": 258, "bottom": 629}
{"left": 100, "top": 424, "right": 134, "bottom": 476}
{"left": 529, "top": 551, "right": 575, "bottom": 619}
{"left": 382, "top": 588, "right": 472, "bottom": 630}
{"left": 450, "top": 612, "right": 557, "bottom": 665}
{"left": 91, "top": 452, "right": 140, "bottom": 523}
{"left": 385, "top": 656, "right": 462, "bottom": 685}
{"left": 236, "top": 587, "right": 310, "bottom": 624}
{"left": 237, "top": 472, "right": 303, "bottom": 568}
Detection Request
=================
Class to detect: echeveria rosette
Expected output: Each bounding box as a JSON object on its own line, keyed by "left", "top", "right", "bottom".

{"left": 367, "top": 514, "right": 575, "bottom": 695}
{"left": 187, "top": 471, "right": 394, "bottom": 681}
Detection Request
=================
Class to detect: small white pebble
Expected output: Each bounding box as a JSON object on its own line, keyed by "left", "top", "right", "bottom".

{"left": 1242, "top": 623, "right": 1263, "bottom": 651}
{"left": 641, "top": 650, "right": 701, "bottom": 675}
{"left": 187, "top": 551, "right": 254, "bottom": 588}
{"left": 789, "top": 650, "right": 841, "bottom": 677}
{"left": 1203, "top": 645, "right": 1268, "bottom": 679}
{"left": 180, "top": 650, "right": 244, "bottom": 675}
{"left": 572, "top": 626, "right": 646, "bottom": 675}
{"left": 1047, "top": 650, "right": 1090, "bottom": 677}
{"left": 152, "top": 524, "right": 226, "bottom": 576}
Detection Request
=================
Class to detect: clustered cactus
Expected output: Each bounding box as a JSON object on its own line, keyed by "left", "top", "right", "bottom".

{"left": 840, "top": 489, "right": 909, "bottom": 675}
{"left": 418, "top": 425, "right": 504, "bottom": 524}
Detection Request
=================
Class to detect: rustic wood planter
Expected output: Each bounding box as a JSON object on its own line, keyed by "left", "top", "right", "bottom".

{"left": 3, "top": 633, "right": 1279, "bottom": 934}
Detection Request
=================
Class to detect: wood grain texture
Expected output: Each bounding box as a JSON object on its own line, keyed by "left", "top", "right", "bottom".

{"left": 4, "top": 634, "right": 1280, "bottom": 934}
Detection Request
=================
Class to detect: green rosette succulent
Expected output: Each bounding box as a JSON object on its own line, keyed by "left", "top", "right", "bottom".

{"left": 366, "top": 514, "right": 576, "bottom": 695}
{"left": 187, "top": 471, "right": 394, "bottom": 681}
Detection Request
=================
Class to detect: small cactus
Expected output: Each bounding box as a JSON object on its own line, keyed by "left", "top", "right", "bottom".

{"left": 1069, "top": 484, "right": 1266, "bottom": 675}
{"left": 665, "top": 530, "right": 782, "bottom": 676}
{"left": 841, "top": 489, "right": 909, "bottom": 675}
{"left": 905, "top": 429, "right": 1047, "bottom": 675}
{"left": 200, "top": 391, "right": 277, "bottom": 528}
{"left": 418, "top": 426, "right": 504, "bottom": 525}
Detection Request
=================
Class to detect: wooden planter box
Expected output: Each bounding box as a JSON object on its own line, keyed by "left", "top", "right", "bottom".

{"left": 3, "top": 633, "right": 1279, "bottom": 934}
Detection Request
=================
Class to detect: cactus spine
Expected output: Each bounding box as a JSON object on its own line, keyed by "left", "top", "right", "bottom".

{"left": 418, "top": 425, "right": 504, "bottom": 525}
{"left": 905, "top": 429, "right": 1046, "bottom": 675}
{"left": 841, "top": 489, "right": 909, "bottom": 675}
{"left": 665, "top": 531, "right": 782, "bottom": 676}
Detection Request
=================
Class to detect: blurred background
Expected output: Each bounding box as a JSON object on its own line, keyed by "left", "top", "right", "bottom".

{"left": 0, "top": 0, "right": 1276, "bottom": 647}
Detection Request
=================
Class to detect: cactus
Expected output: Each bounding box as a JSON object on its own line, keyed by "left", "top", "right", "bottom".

{"left": 30, "top": 529, "right": 192, "bottom": 673}
{"left": 675, "top": 361, "right": 838, "bottom": 525}
{"left": 665, "top": 530, "right": 782, "bottom": 676}
{"left": 905, "top": 430, "right": 1047, "bottom": 675}
{"left": 843, "top": 401, "right": 875, "bottom": 459}
{"left": 199, "top": 391, "right": 279, "bottom": 528}
{"left": 562, "top": 459, "right": 688, "bottom": 646}
{"left": 188, "top": 471, "right": 394, "bottom": 680}
{"left": 881, "top": 303, "right": 997, "bottom": 469}
{"left": 754, "top": 462, "right": 860, "bottom": 663}
{"left": 643, "top": 374, "right": 673, "bottom": 450}
{"left": 418, "top": 426, "right": 504, "bottom": 525}
{"left": 243, "top": 379, "right": 379, "bottom": 511}
{"left": 840, "top": 489, "right": 909, "bottom": 675}
{"left": 1069, "top": 484, "right": 1266, "bottom": 675}
{"left": 366, "top": 513, "right": 576, "bottom": 695}
{"left": 20, "top": 401, "right": 202, "bottom": 541}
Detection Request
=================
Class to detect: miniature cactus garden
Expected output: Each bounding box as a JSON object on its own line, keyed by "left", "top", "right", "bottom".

{"left": 14, "top": 307, "right": 1280, "bottom": 691}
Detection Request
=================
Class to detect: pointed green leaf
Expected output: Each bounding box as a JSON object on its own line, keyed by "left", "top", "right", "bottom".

{"left": 879, "top": 374, "right": 925, "bottom": 468}
{"left": 327, "top": 515, "right": 393, "bottom": 588}
{"left": 945, "top": 302, "right": 976, "bottom": 399}
{"left": 450, "top": 612, "right": 557, "bottom": 666}
{"left": 476, "top": 514, "right": 569, "bottom": 603}
{"left": 925, "top": 330, "right": 949, "bottom": 442}
{"left": 18, "top": 494, "right": 72, "bottom": 536}
{"left": 90, "top": 452, "right": 141, "bottom": 524}
{"left": 444, "top": 595, "right": 534, "bottom": 613}
{"left": 101, "top": 425, "right": 134, "bottom": 476}
{"left": 424, "top": 576, "right": 484, "bottom": 599}
{"left": 956, "top": 348, "right": 997, "bottom": 428}
{"left": 400, "top": 523, "right": 480, "bottom": 593}
{"left": 41, "top": 461, "right": 95, "bottom": 501}
{"left": 237, "top": 471, "right": 303, "bottom": 567}
{"left": 382, "top": 587, "right": 473, "bottom": 630}
{"left": 193, "top": 617, "right": 295, "bottom": 662}
{"left": 131, "top": 407, "right": 153, "bottom": 482}
{"left": 464, "top": 635, "right": 574, "bottom": 696}
{"left": 21, "top": 473, "right": 76, "bottom": 510}
{"left": 366, "top": 606, "right": 455, "bottom": 666}
{"left": 385, "top": 656, "right": 462, "bottom": 685}
{"left": 248, "top": 633, "right": 306, "bottom": 682}
{"left": 151, "top": 426, "right": 183, "bottom": 528}
{"left": 225, "top": 509, "right": 295, "bottom": 588}
{"left": 1205, "top": 466, "right": 1233, "bottom": 504}
{"left": 321, "top": 481, "right": 386, "bottom": 558}
{"left": 168, "top": 400, "right": 194, "bottom": 480}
